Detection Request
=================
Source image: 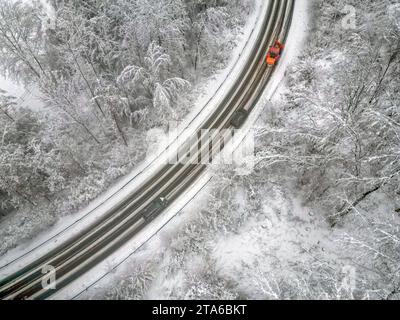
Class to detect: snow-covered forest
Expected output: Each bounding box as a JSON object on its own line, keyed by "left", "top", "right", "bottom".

{"left": 1, "top": 0, "right": 399, "bottom": 301}
{"left": 100, "top": 0, "right": 400, "bottom": 300}
{"left": 0, "top": 0, "right": 254, "bottom": 254}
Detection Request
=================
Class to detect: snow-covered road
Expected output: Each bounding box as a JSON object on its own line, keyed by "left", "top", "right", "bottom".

{"left": 0, "top": 0, "right": 266, "bottom": 277}
{"left": 72, "top": 0, "right": 310, "bottom": 300}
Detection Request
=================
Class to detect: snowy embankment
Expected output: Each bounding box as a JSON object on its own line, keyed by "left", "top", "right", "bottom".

{"left": 0, "top": 0, "right": 265, "bottom": 282}
{"left": 69, "top": 0, "right": 311, "bottom": 300}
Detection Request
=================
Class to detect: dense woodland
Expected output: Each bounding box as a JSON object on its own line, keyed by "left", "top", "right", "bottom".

{"left": 253, "top": 0, "right": 400, "bottom": 298}
{"left": 260, "top": 0, "right": 400, "bottom": 225}
{"left": 1, "top": 0, "right": 399, "bottom": 300}
{"left": 104, "top": 0, "right": 400, "bottom": 300}
{"left": 0, "top": 0, "right": 254, "bottom": 253}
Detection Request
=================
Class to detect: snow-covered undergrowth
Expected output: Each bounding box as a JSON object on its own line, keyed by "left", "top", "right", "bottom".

{"left": 100, "top": 0, "right": 400, "bottom": 300}
{"left": 100, "top": 168, "right": 378, "bottom": 300}
{"left": 104, "top": 178, "right": 331, "bottom": 300}
{"left": 251, "top": 0, "right": 400, "bottom": 298}
{"left": 260, "top": 0, "right": 400, "bottom": 225}
{"left": 0, "top": 0, "right": 256, "bottom": 256}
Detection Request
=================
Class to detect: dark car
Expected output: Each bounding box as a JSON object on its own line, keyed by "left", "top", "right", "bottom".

{"left": 230, "top": 109, "right": 249, "bottom": 129}
{"left": 143, "top": 197, "right": 169, "bottom": 220}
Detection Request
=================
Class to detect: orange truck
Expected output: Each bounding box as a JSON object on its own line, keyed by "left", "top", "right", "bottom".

{"left": 266, "top": 40, "right": 285, "bottom": 66}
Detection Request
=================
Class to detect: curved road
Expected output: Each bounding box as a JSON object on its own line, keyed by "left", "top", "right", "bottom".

{"left": 0, "top": 0, "right": 294, "bottom": 300}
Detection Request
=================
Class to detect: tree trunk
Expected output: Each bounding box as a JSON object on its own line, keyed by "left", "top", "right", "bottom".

{"left": 112, "top": 110, "right": 128, "bottom": 147}
{"left": 331, "top": 184, "right": 381, "bottom": 227}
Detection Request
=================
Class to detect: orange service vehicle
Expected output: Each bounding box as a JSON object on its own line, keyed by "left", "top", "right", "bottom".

{"left": 266, "top": 40, "right": 285, "bottom": 66}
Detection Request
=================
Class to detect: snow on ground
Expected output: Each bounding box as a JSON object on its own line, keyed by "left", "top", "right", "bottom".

{"left": 211, "top": 189, "right": 334, "bottom": 297}
{"left": 0, "top": 0, "right": 265, "bottom": 279}
{"left": 0, "top": 76, "right": 44, "bottom": 111}
{"left": 0, "top": 76, "right": 24, "bottom": 97}
{"left": 71, "top": 0, "right": 312, "bottom": 300}
{"left": 72, "top": 0, "right": 399, "bottom": 300}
